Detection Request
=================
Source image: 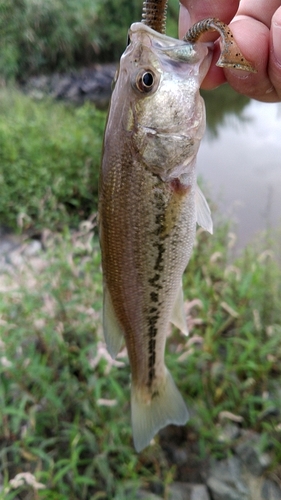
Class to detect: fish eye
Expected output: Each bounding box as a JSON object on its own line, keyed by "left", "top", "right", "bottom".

{"left": 136, "top": 70, "right": 155, "bottom": 93}
{"left": 142, "top": 72, "right": 154, "bottom": 87}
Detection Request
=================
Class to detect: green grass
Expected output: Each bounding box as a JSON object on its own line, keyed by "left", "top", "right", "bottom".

{"left": 0, "top": 219, "right": 281, "bottom": 498}
{"left": 0, "top": 224, "right": 179, "bottom": 499}
{"left": 0, "top": 89, "right": 106, "bottom": 231}
{"left": 181, "top": 226, "right": 281, "bottom": 457}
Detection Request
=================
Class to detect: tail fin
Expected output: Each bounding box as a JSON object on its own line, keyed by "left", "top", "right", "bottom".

{"left": 131, "top": 369, "right": 189, "bottom": 452}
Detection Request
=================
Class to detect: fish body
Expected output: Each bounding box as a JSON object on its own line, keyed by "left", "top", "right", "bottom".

{"left": 98, "top": 23, "right": 213, "bottom": 452}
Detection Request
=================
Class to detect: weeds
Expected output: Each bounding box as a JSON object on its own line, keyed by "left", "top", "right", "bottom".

{"left": 0, "top": 89, "right": 105, "bottom": 231}
{"left": 178, "top": 226, "right": 281, "bottom": 455}
{"left": 0, "top": 222, "right": 165, "bottom": 498}
{"left": 0, "top": 218, "right": 281, "bottom": 497}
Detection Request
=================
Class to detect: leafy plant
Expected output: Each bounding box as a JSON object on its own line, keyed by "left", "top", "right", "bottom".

{"left": 0, "top": 89, "right": 106, "bottom": 231}
{"left": 0, "top": 0, "right": 100, "bottom": 79}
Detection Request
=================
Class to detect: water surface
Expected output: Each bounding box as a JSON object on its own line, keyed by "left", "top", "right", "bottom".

{"left": 198, "top": 86, "right": 281, "bottom": 249}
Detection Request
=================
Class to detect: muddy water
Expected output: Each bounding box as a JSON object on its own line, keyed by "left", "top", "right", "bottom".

{"left": 198, "top": 85, "right": 281, "bottom": 249}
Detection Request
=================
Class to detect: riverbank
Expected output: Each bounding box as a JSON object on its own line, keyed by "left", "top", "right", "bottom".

{"left": 21, "top": 64, "right": 116, "bottom": 108}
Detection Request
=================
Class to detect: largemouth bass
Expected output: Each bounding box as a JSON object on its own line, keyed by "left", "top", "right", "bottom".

{"left": 99, "top": 4, "right": 255, "bottom": 452}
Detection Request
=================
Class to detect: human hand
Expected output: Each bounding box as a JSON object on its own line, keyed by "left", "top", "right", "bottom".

{"left": 179, "top": 0, "right": 281, "bottom": 102}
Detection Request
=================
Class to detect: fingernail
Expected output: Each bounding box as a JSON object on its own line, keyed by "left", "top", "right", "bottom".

{"left": 225, "top": 68, "right": 253, "bottom": 80}
{"left": 272, "top": 19, "right": 281, "bottom": 66}
{"left": 179, "top": 3, "right": 191, "bottom": 39}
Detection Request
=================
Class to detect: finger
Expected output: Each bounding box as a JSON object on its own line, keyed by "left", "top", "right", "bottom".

{"left": 179, "top": 1, "right": 240, "bottom": 89}
{"left": 179, "top": 0, "right": 239, "bottom": 40}
{"left": 238, "top": 0, "right": 281, "bottom": 29}
{"left": 200, "top": 42, "right": 227, "bottom": 90}
{"left": 224, "top": 17, "right": 279, "bottom": 102}
{"left": 269, "top": 6, "right": 281, "bottom": 100}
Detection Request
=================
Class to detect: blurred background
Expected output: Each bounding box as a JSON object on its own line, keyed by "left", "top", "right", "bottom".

{"left": 1, "top": 2, "right": 281, "bottom": 499}
{"left": 199, "top": 90, "right": 281, "bottom": 249}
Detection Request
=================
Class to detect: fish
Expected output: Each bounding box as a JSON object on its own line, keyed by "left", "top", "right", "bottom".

{"left": 98, "top": 0, "right": 255, "bottom": 452}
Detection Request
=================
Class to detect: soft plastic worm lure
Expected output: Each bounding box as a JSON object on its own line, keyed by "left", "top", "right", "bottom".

{"left": 142, "top": 0, "right": 256, "bottom": 72}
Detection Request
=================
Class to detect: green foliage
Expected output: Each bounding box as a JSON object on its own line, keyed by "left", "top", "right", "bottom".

{"left": 93, "top": 0, "right": 179, "bottom": 61}
{"left": 179, "top": 225, "right": 281, "bottom": 456}
{"left": 165, "top": 0, "right": 180, "bottom": 38}
{"left": 0, "top": 0, "right": 100, "bottom": 79}
{"left": 0, "top": 89, "right": 106, "bottom": 231}
{"left": 93, "top": 0, "right": 142, "bottom": 62}
{"left": 0, "top": 227, "right": 170, "bottom": 498}
{"left": 0, "top": 0, "right": 180, "bottom": 80}
{"left": 1, "top": 220, "right": 281, "bottom": 497}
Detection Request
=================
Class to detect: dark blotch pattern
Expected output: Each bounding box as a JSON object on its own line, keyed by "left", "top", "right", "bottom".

{"left": 147, "top": 187, "right": 168, "bottom": 385}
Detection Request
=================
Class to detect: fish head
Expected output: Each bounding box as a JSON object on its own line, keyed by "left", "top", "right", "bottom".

{"left": 108, "top": 22, "right": 212, "bottom": 182}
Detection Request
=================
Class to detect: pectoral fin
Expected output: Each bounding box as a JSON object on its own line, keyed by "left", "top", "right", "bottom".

{"left": 195, "top": 184, "right": 213, "bottom": 234}
{"left": 103, "top": 284, "right": 124, "bottom": 358}
{"left": 171, "top": 282, "right": 189, "bottom": 336}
